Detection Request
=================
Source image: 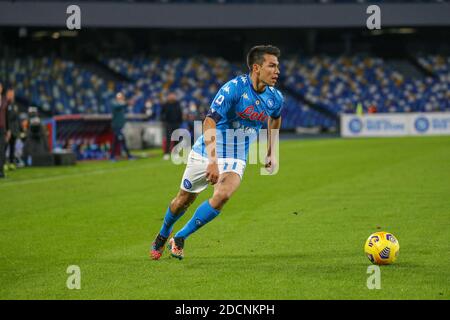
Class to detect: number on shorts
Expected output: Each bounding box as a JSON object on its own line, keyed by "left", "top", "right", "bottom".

{"left": 223, "top": 162, "right": 237, "bottom": 171}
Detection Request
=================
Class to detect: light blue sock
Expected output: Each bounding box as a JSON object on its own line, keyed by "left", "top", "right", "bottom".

{"left": 174, "top": 200, "right": 220, "bottom": 239}
{"left": 159, "top": 206, "right": 186, "bottom": 238}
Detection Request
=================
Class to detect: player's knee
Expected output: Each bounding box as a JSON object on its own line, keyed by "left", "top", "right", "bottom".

{"left": 213, "top": 190, "right": 232, "bottom": 205}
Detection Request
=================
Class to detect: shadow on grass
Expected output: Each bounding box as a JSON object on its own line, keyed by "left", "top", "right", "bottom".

{"left": 353, "top": 261, "right": 423, "bottom": 269}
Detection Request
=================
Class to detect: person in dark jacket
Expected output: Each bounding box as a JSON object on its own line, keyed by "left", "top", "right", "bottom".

{"left": 0, "top": 82, "right": 8, "bottom": 178}
{"left": 23, "top": 107, "right": 50, "bottom": 166}
{"left": 110, "top": 92, "right": 133, "bottom": 161}
{"left": 160, "top": 92, "right": 183, "bottom": 160}
{"left": 6, "top": 88, "right": 20, "bottom": 169}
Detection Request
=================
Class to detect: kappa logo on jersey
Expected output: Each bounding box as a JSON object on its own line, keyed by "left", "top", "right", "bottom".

{"left": 237, "top": 105, "right": 268, "bottom": 122}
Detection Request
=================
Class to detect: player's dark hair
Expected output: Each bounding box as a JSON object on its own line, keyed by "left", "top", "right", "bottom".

{"left": 247, "top": 45, "right": 280, "bottom": 71}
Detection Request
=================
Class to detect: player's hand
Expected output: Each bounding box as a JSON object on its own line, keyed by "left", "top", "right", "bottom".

{"left": 205, "top": 162, "right": 219, "bottom": 185}
{"left": 265, "top": 155, "right": 278, "bottom": 174}
{"left": 5, "top": 130, "right": 11, "bottom": 142}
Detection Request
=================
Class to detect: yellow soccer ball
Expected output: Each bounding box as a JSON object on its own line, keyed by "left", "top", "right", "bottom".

{"left": 364, "top": 232, "right": 400, "bottom": 265}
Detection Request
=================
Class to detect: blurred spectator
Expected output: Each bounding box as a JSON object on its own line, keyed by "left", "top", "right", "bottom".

{"left": 23, "top": 107, "right": 50, "bottom": 165}
{"left": 110, "top": 92, "right": 133, "bottom": 161}
{"left": 144, "top": 98, "right": 154, "bottom": 119}
{"left": 356, "top": 102, "right": 363, "bottom": 115}
{"left": 185, "top": 101, "right": 200, "bottom": 144}
{"left": 160, "top": 92, "right": 183, "bottom": 160}
{"left": 6, "top": 88, "right": 21, "bottom": 169}
{"left": 0, "top": 82, "right": 7, "bottom": 178}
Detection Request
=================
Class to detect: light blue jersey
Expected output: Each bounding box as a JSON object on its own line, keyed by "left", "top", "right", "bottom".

{"left": 192, "top": 74, "right": 284, "bottom": 162}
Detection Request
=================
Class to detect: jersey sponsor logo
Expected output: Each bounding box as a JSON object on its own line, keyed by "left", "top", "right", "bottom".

{"left": 243, "top": 126, "right": 257, "bottom": 134}
{"left": 237, "top": 105, "right": 268, "bottom": 122}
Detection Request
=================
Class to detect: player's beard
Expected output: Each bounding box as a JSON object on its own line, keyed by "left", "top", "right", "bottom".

{"left": 262, "top": 79, "right": 275, "bottom": 88}
{"left": 254, "top": 73, "right": 275, "bottom": 91}
{"left": 261, "top": 76, "right": 273, "bottom": 88}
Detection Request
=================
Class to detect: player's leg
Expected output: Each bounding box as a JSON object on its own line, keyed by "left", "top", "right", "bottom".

{"left": 162, "top": 189, "right": 199, "bottom": 236}
{"left": 169, "top": 172, "right": 241, "bottom": 259}
{"left": 110, "top": 130, "right": 118, "bottom": 160}
{"left": 151, "top": 150, "right": 210, "bottom": 260}
{"left": 117, "top": 130, "right": 132, "bottom": 159}
{"left": 0, "top": 129, "right": 5, "bottom": 178}
{"left": 210, "top": 172, "right": 242, "bottom": 210}
{"left": 150, "top": 189, "right": 198, "bottom": 260}
{"left": 9, "top": 136, "right": 17, "bottom": 169}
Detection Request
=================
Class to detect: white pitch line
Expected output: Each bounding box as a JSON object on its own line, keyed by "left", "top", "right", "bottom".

{"left": 0, "top": 161, "right": 169, "bottom": 188}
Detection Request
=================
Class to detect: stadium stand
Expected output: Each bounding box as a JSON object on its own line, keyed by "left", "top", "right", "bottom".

{"left": 1, "top": 53, "right": 449, "bottom": 132}
{"left": 0, "top": 57, "right": 118, "bottom": 115}
{"left": 101, "top": 56, "right": 241, "bottom": 118}
{"left": 283, "top": 55, "right": 450, "bottom": 115}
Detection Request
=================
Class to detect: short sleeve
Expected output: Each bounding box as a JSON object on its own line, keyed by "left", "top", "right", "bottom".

{"left": 269, "top": 89, "right": 284, "bottom": 119}
{"left": 209, "top": 79, "right": 241, "bottom": 118}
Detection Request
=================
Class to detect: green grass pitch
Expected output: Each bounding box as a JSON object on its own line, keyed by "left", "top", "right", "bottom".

{"left": 1, "top": 136, "right": 449, "bottom": 299}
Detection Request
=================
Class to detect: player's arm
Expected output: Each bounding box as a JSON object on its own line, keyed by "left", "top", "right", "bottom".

{"left": 267, "top": 116, "right": 281, "bottom": 158}
{"left": 266, "top": 116, "right": 281, "bottom": 174}
{"left": 266, "top": 90, "right": 284, "bottom": 174}
{"left": 204, "top": 115, "right": 219, "bottom": 185}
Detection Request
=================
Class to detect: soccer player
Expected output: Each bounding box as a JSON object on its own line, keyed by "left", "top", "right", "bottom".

{"left": 110, "top": 92, "right": 133, "bottom": 161}
{"left": 150, "top": 45, "right": 283, "bottom": 260}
